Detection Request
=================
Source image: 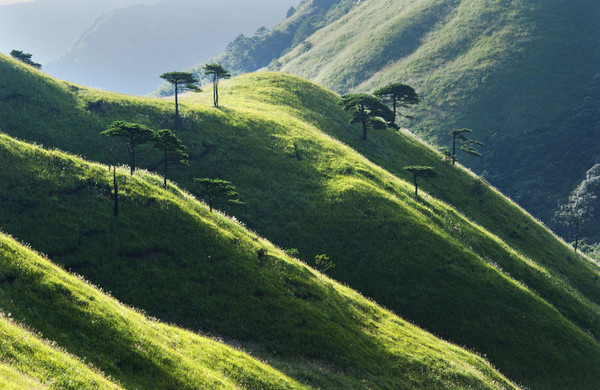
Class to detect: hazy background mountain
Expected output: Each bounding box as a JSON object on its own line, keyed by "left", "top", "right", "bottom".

{"left": 0, "top": 0, "right": 158, "bottom": 64}
{"left": 1, "top": 0, "right": 298, "bottom": 94}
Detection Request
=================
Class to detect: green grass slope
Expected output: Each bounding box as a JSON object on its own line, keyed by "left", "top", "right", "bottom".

{"left": 275, "top": 0, "right": 600, "bottom": 227}
{"left": 0, "top": 314, "right": 122, "bottom": 390}
{"left": 0, "top": 233, "right": 308, "bottom": 389}
{"left": 0, "top": 134, "right": 518, "bottom": 390}
{"left": 1, "top": 53, "right": 600, "bottom": 388}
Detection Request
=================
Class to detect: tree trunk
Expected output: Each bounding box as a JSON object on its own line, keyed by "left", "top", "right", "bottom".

{"left": 452, "top": 133, "right": 457, "bottom": 165}
{"left": 413, "top": 174, "right": 418, "bottom": 197}
{"left": 128, "top": 142, "right": 135, "bottom": 175}
{"left": 213, "top": 75, "right": 219, "bottom": 107}
{"left": 163, "top": 149, "right": 168, "bottom": 189}
{"left": 360, "top": 103, "right": 367, "bottom": 141}
{"left": 113, "top": 168, "right": 119, "bottom": 217}
{"left": 175, "top": 82, "right": 181, "bottom": 129}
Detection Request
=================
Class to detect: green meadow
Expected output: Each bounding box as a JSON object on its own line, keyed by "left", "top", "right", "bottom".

{"left": 1, "top": 52, "right": 600, "bottom": 388}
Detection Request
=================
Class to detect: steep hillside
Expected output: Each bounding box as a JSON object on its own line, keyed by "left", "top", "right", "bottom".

{"left": 0, "top": 134, "right": 518, "bottom": 390}
{"left": 273, "top": 0, "right": 600, "bottom": 236}
{"left": 2, "top": 53, "right": 600, "bottom": 388}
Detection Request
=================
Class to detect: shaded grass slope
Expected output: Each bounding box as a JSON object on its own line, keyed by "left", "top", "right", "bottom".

{"left": 0, "top": 134, "right": 518, "bottom": 389}
{"left": 275, "top": 0, "right": 600, "bottom": 228}
{"left": 1, "top": 54, "right": 600, "bottom": 388}
{"left": 0, "top": 234, "right": 307, "bottom": 389}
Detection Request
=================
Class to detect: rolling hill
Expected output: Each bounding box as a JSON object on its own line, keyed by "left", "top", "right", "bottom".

{"left": 2, "top": 52, "right": 600, "bottom": 389}
{"left": 0, "top": 134, "right": 518, "bottom": 389}
{"left": 219, "top": 0, "right": 600, "bottom": 248}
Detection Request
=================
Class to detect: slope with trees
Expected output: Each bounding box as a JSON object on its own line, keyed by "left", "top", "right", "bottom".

{"left": 3, "top": 53, "right": 600, "bottom": 388}
{"left": 270, "top": 0, "right": 600, "bottom": 242}
{"left": 0, "top": 133, "right": 519, "bottom": 390}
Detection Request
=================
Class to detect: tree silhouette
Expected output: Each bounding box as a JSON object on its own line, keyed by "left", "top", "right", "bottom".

{"left": 203, "top": 64, "right": 231, "bottom": 108}
{"left": 450, "top": 128, "right": 483, "bottom": 165}
{"left": 10, "top": 49, "right": 41, "bottom": 69}
{"left": 194, "top": 178, "right": 243, "bottom": 212}
{"left": 374, "top": 83, "right": 419, "bottom": 125}
{"left": 557, "top": 181, "right": 597, "bottom": 252}
{"left": 404, "top": 166, "right": 437, "bottom": 197}
{"left": 341, "top": 94, "right": 396, "bottom": 141}
{"left": 100, "top": 121, "right": 155, "bottom": 175}
{"left": 153, "top": 129, "right": 188, "bottom": 189}
{"left": 160, "top": 72, "right": 201, "bottom": 128}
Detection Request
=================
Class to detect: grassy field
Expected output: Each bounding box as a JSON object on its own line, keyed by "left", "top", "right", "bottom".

{"left": 0, "top": 134, "right": 518, "bottom": 389}
{"left": 275, "top": 0, "right": 600, "bottom": 229}
{"left": 1, "top": 53, "right": 600, "bottom": 388}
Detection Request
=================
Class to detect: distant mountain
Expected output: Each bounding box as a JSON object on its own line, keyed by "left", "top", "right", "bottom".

{"left": 0, "top": 0, "right": 157, "bottom": 64}
{"left": 43, "top": 0, "right": 297, "bottom": 94}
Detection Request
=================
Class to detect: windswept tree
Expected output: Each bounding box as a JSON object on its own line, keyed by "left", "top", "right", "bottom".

{"left": 10, "top": 49, "right": 41, "bottom": 69}
{"left": 100, "top": 121, "right": 155, "bottom": 175}
{"left": 374, "top": 83, "right": 420, "bottom": 125}
{"left": 404, "top": 166, "right": 437, "bottom": 197}
{"left": 153, "top": 129, "right": 188, "bottom": 189}
{"left": 160, "top": 71, "right": 201, "bottom": 128}
{"left": 450, "top": 128, "right": 483, "bottom": 165}
{"left": 203, "top": 64, "right": 231, "bottom": 108}
{"left": 193, "top": 178, "right": 243, "bottom": 212}
{"left": 341, "top": 94, "right": 396, "bottom": 141}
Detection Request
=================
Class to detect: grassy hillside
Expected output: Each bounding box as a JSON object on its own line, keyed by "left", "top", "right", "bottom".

{"left": 0, "top": 134, "right": 518, "bottom": 390}
{"left": 274, "top": 0, "right": 600, "bottom": 232}
{"left": 2, "top": 53, "right": 600, "bottom": 388}
{"left": 0, "top": 230, "right": 308, "bottom": 389}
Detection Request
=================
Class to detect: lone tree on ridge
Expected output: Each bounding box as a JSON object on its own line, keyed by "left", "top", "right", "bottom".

{"left": 10, "top": 49, "right": 41, "bottom": 69}
{"left": 374, "top": 83, "right": 420, "bottom": 125}
{"left": 404, "top": 166, "right": 438, "bottom": 197}
{"left": 153, "top": 129, "right": 188, "bottom": 189}
{"left": 100, "top": 121, "right": 155, "bottom": 175}
{"left": 160, "top": 71, "right": 201, "bottom": 128}
{"left": 194, "top": 178, "right": 243, "bottom": 212}
{"left": 203, "top": 64, "right": 231, "bottom": 108}
{"left": 341, "top": 94, "right": 396, "bottom": 141}
{"left": 450, "top": 128, "right": 483, "bottom": 165}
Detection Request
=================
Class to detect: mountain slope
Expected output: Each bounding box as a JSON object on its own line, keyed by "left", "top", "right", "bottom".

{"left": 272, "top": 0, "right": 600, "bottom": 236}
{"left": 1, "top": 53, "right": 600, "bottom": 388}
{"left": 0, "top": 134, "right": 518, "bottom": 390}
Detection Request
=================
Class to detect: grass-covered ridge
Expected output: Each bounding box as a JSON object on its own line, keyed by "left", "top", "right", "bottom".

{"left": 2, "top": 53, "right": 600, "bottom": 388}
{"left": 274, "top": 0, "right": 600, "bottom": 230}
{"left": 0, "top": 231, "right": 308, "bottom": 390}
{"left": 0, "top": 134, "right": 518, "bottom": 389}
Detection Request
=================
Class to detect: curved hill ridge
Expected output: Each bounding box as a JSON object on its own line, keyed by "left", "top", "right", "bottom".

{"left": 1, "top": 53, "right": 600, "bottom": 388}
{"left": 0, "top": 134, "right": 516, "bottom": 389}
{"left": 274, "top": 0, "right": 600, "bottom": 231}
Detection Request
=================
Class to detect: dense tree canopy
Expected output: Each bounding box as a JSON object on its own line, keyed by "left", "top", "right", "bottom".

{"left": 100, "top": 121, "right": 155, "bottom": 175}
{"left": 153, "top": 129, "right": 188, "bottom": 189}
{"left": 374, "top": 83, "right": 420, "bottom": 124}
{"left": 10, "top": 50, "right": 41, "bottom": 69}
{"left": 160, "top": 71, "right": 201, "bottom": 128}
{"left": 341, "top": 94, "right": 395, "bottom": 141}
